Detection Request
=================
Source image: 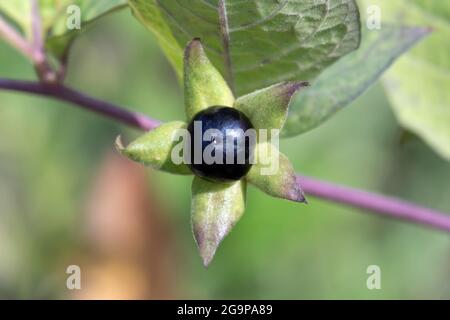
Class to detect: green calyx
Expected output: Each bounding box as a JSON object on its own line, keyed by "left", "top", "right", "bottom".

{"left": 115, "top": 121, "right": 192, "bottom": 175}
{"left": 117, "top": 39, "right": 308, "bottom": 266}
{"left": 184, "top": 38, "right": 235, "bottom": 121}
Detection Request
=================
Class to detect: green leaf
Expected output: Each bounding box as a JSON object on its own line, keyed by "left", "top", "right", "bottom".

{"left": 129, "top": 0, "right": 361, "bottom": 96}
{"left": 191, "top": 177, "right": 246, "bottom": 267}
{"left": 184, "top": 38, "right": 234, "bottom": 121}
{"left": 127, "top": 0, "right": 184, "bottom": 80}
{"left": 282, "top": 26, "right": 429, "bottom": 137}
{"left": 116, "top": 121, "right": 192, "bottom": 175}
{"left": 359, "top": 0, "right": 450, "bottom": 160}
{"left": 383, "top": 54, "right": 450, "bottom": 160}
{"left": 0, "top": 0, "right": 127, "bottom": 60}
{"left": 246, "top": 142, "right": 305, "bottom": 203}
{"left": 0, "top": 1, "right": 31, "bottom": 35}
{"left": 46, "top": 0, "right": 127, "bottom": 59}
{"left": 234, "top": 81, "right": 308, "bottom": 131}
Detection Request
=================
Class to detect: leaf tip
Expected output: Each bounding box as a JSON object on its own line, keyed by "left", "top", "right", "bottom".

{"left": 193, "top": 226, "right": 218, "bottom": 268}
{"left": 200, "top": 246, "right": 216, "bottom": 268}
{"left": 115, "top": 135, "right": 125, "bottom": 153}
{"left": 286, "top": 182, "right": 307, "bottom": 203}
{"left": 290, "top": 176, "right": 308, "bottom": 204}
{"left": 185, "top": 38, "right": 205, "bottom": 62}
{"left": 270, "top": 81, "right": 310, "bottom": 111}
{"left": 285, "top": 80, "right": 310, "bottom": 97}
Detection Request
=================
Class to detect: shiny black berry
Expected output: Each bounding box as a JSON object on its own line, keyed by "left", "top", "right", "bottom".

{"left": 187, "top": 106, "right": 255, "bottom": 182}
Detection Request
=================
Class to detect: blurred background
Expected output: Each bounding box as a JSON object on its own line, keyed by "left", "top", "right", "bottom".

{"left": 0, "top": 9, "right": 449, "bottom": 299}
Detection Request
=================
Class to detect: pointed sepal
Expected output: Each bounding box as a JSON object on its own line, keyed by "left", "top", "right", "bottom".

{"left": 116, "top": 121, "right": 192, "bottom": 175}
{"left": 234, "top": 81, "right": 309, "bottom": 130}
{"left": 191, "top": 177, "right": 246, "bottom": 267}
{"left": 246, "top": 142, "right": 306, "bottom": 203}
{"left": 184, "top": 38, "right": 234, "bottom": 121}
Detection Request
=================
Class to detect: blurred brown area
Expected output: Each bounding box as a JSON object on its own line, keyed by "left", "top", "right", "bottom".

{"left": 72, "top": 153, "right": 177, "bottom": 299}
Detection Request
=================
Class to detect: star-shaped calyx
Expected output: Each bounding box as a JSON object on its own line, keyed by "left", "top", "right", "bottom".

{"left": 116, "top": 38, "right": 309, "bottom": 267}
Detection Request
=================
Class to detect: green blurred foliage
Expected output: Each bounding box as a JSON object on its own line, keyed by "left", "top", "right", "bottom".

{"left": 360, "top": 0, "right": 450, "bottom": 160}
{"left": 0, "top": 10, "right": 449, "bottom": 299}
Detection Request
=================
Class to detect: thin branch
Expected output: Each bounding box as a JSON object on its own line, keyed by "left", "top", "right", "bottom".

{"left": 0, "top": 79, "right": 161, "bottom": 130}
{"left": 0, "top": 78, "right": 449, "bottom": 233}
{"left": 297, "top": 176, "right": 450, "bottom": 233}
{"left": 0, "top": 15, "right": 35, "bottom": 61}
{"left": 30, "top": 0, "right": 57, "bottom": 82}
{"left": 0, "top": 8, "right": 56, "bottom": 82}
{"left": 31, "top": 0, "right": 44, "bottom": 55}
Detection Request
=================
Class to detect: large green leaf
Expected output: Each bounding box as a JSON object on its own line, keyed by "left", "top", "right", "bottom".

{"left": 359, "top": 0, "right": 450, "bottom": 160}
{"left": 282, "top": 26, "right": 429, "bottom": 137}
{"left": 128, "top": 0, "right": 361, "bottom": 96}
{"left": 0, "top": 0, "right": 127, "bottom": 60}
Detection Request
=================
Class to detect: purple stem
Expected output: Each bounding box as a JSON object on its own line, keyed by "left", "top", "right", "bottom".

{"left": 0, "top": 78, "right": 449, "bottom": 233}
{"left": 298, "top": 176, "right": 450, "bottom": 232}
{"left": 0, "top": 79, "right": 161, "bottom": 131}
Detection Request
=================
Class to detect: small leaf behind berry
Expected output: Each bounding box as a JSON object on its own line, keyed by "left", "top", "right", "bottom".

{"left": 191, "top": 177, "right": 246, "bottom": 267}
{"left": 234, "top": 81, "right": 309, "bottom": 131}
{"left": 116, "top": 121, "right": 192, "bottom": 175}
{"left": 246, "top": 142, "right": 306, "bottom": 203}
{"left": 184, "top": 38, "right": 234, "bottom": 121}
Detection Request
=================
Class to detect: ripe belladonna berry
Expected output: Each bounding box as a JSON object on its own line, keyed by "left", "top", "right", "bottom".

{"left": 187, "top": 106, "right": 255, "bottom": 182}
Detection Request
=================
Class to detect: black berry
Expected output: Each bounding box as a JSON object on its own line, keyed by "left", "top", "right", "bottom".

{"left": 187, "top": 106, "right": 255, "bottom": 182}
